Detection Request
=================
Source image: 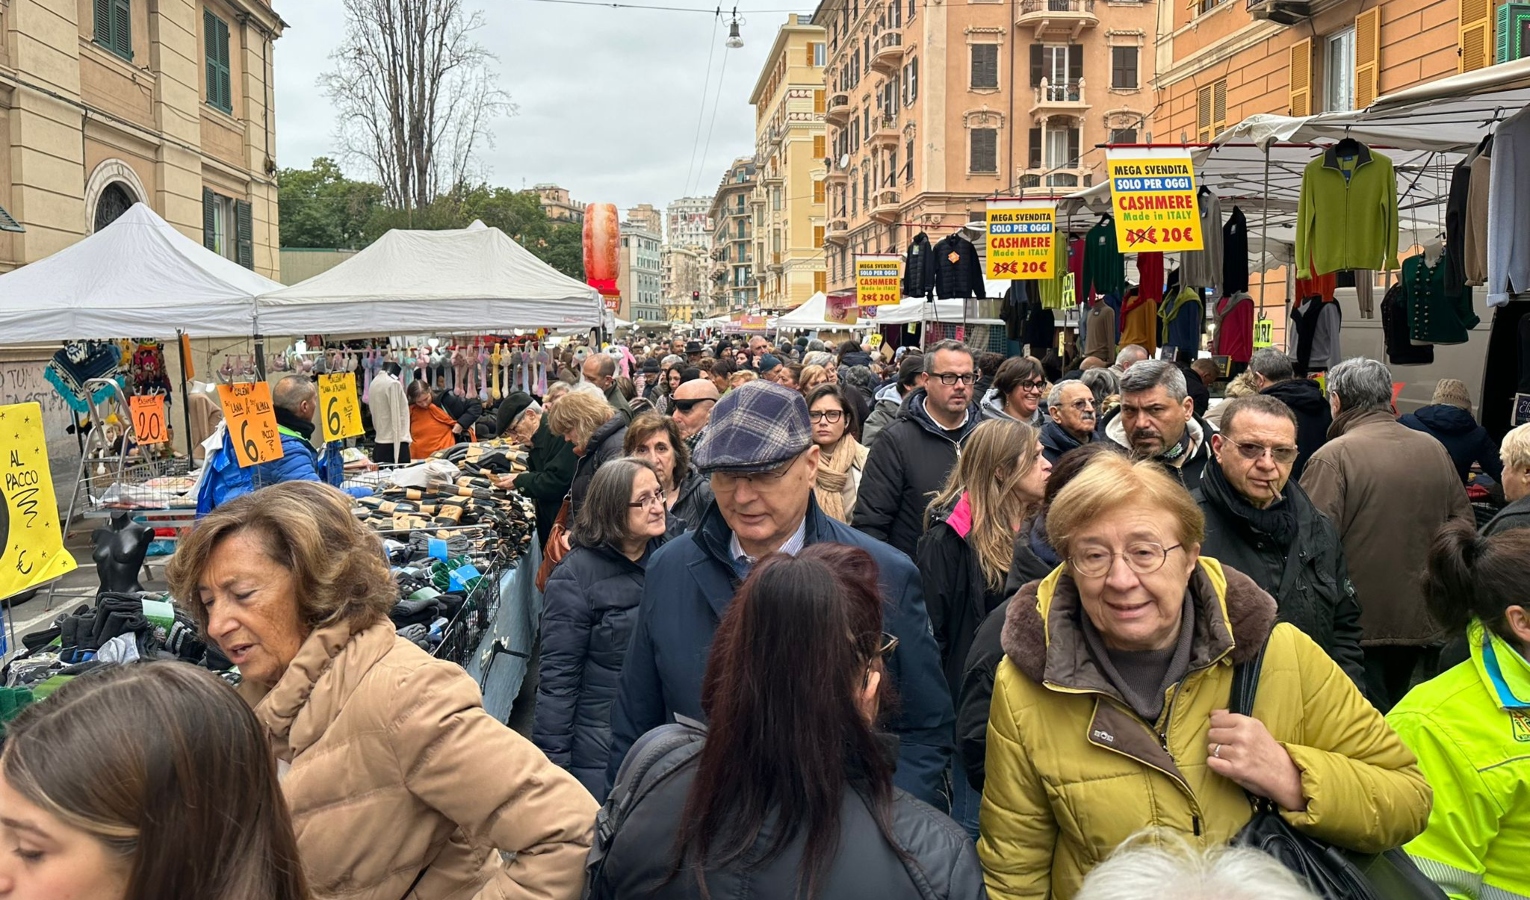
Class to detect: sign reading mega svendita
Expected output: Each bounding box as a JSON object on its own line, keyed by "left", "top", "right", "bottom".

{"left": 986, "top": 201, "right": 1055, "bottom": 279}
{"left": 855, "top": 255, "right": 902, "bottom": 306}
{"left": 1105, "top": 150, "right": 1204, "bottom": 253}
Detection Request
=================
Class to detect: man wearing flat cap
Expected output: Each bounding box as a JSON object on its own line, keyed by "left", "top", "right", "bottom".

{"left": 606, "top": 381, "right": 954, "bottom": 807}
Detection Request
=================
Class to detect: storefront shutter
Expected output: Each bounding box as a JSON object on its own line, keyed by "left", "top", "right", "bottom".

{"left": 236, "top": 199, "right": 253, "bottom": 269}
{"left": 1288, "top": 39, "right": 1313, "bottom": 116}
{"left": 1355, "top": 8, "right": 1381, "bottom": 108}
{"left": 202, "top": 188, "right": 216, "bottom": 250}
{"left": 1459, "top": 0, "right": 1492, "bottom": 72}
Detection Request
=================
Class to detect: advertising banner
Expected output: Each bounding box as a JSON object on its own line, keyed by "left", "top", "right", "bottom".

{"left": 985, "top": 200, "right": 1055, "bottom": 279}
{"left": 855, "top": 255, "right": 902, "bottom": 306}
{"left": 826, "top": 293, "right": 858, "bottom": 325}
{"left": 1105, "top": 150, "right": 1204, "bottom": 253}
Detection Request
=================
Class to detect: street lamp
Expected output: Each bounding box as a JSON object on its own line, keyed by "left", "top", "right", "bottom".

{"left": 726, "top": 9, "right": 744, "bottom": 48}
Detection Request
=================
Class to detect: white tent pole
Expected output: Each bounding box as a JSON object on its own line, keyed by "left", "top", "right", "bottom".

{"left": 1258, "top": 144, "right": 1271, "bottom": 317}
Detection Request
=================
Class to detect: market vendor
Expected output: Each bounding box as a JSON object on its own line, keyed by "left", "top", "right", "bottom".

{"left": 196, "top": 375, "right": 371, "bottom": 515}
{"left": 408, "top": 379, "right": 464, "bottom": 458}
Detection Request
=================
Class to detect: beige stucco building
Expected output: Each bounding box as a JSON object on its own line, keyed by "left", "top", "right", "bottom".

{"left": 662, "top": 243, "right": 704, "bottom": 324}
{"left": 0, "top": 0, "right": 285, "bottom": 279}
{"left": 707, "top": 157, "right": 757, "bottom": 314}
{"left": 749, "top": 14, "right": 829, "bottom": 313}
{"left": 617, "top": 219, "right": 664, "bottom": 325}
{"left": 812, "top": 0, "right": 1154, "bottom": 295}
{"left": 533, "top": 183, "right": 584, "bottom": 223}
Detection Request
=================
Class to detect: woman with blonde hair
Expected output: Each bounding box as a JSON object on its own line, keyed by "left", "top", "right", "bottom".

{"left": 545, "top": 387, "right": 629, "bottom": 525}
{"left": 799, "top": 364, "right": 832, "bottom": 394}
{"left": 917, "top": 418, "right": 1051, "bottom": 836}
{"left": 806, "top": 385, "right": 869, "bottom": 523}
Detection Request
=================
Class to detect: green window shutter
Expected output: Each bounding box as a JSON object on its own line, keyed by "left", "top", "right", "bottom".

{"left": 94, "top": 0, "right": 112, "bottom": 46}
{"left": 205, "top": 10, "right": 218, "bottom": 108}
{"left": 203, "top": 188, "right": 216, "bottom": 250}
{"left": 235, "top": 200, "right": 254, "bottom": 269}
{"left": 218, "top": 19, "right": 232, "bottom": 112}
{"left": 205, "top": 12, "right": 232, "bottom": 113}
{"left": 111, "top": 0, "right": 132, "bottom": 60}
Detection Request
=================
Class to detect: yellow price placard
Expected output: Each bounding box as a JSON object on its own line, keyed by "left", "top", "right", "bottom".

{"left": 318, "top": 372, "right": 365, "bottom": 442}
{"left": 0, "top": 403, "right": 78, "bottom": 600}
{"left": 855, "top": 255, "right": 902, "bottom": 306}
{"left": 1253, "top": 318, "right": 1274, "bottom": 349}
{"left": 129, "top": 394, "right": 168, "bottom": 445}
{"left": 217, "top": 382, "right": 284, "bottom": 468}
{"left": 986, "top": 201, "right": 1055, "bottom": 279}
{"left": 1106, "top": 151, "right": 1204, "bottom": 253}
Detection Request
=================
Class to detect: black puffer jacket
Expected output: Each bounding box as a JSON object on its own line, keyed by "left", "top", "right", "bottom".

{"left": 568, "top": 412, "right": 630, "bottom": 524}
{"left": 903, "top": 232, "right": 936, "bottom": 299}
{"left": 1261, "top": 378, "right": 1332, "bottom": 480}
{"left": 917, "top": 508, "right": 1009, "bottom": 707}
{"left": 588, "top": 737, "right": 984, "bottom": 900}
{"left": 853, "top": 388, "right": 978, "bottom": 559}
{"left": 669, "top": 467, "right": 714, "bottom": 530}
{"left": 1192, "top": 458, "right": 1366, "bottom": 689}
{"left": 931, "top": 234, "right": 985, "bottom": 300}
{"left": 534, "top": 533, "right": 669, "bottom": 800}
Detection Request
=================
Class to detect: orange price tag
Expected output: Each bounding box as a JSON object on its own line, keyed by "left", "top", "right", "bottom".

{"left": 217, "top": 382, "right": 284, "bottom": 468}
{"left": 129, "top": 395, "right": 168, "bottom": 445}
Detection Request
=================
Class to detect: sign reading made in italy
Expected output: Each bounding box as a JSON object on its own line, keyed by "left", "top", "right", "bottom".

{"left": 985, "top": 201, "right": 1055, "bottom": 279}
{"left": 1106, "top": 149, "right": 1205, "bottom": 253}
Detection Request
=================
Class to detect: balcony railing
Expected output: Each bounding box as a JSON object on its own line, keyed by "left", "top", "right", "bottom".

{"left": 1021, "top": 0, "right": 1094, "bottom": 12}
{"left": 1016, "top": 0, "right": 1098, "bottom": 29}
{"left": 871, "top": 114, "right": 900, "bottom": 145}
{"left": 871, "top": 32, "right": 903, "bottom": 73}
{"left": 1033, "top": 77, "right": 1087, "bottom": 108}
{"left": 870, "top": 189, "right": 900, "bottom": 221}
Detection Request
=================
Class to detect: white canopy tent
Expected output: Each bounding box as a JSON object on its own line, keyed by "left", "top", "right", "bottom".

{"left": 257, "top": 221, "right": 603, "bottom": 333}
{"left": 775, "top": 292, "right": 875, "bottom": 330}
{"left": 0, "top": 203, "right": 278, "bottom": 341}
{"left": 872, "top": 296, "right": 1003, "bottom": 326}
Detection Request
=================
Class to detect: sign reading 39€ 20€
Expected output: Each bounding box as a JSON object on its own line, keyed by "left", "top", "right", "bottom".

{"left": 1106, "top": 149, "right": 1205, "bottom": 253}
{"left": 0, "top": 403, "right": 78, "bottom": 600}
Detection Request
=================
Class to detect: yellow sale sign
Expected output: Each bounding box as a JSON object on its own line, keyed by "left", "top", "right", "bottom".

{"left": 986, "top": 201, "right": 1055, "bottom": 279}
{"left": 855, "top": 255, "right": 902, "bottom": 306}
{"left": 318, "top": 372, "right": 365, "bottom": 442}
{"left": 1106, "top": 151, "right": 1204, "bottom": 253}
{"left": 0, "top": 403, "right": 78, "bottom": 600}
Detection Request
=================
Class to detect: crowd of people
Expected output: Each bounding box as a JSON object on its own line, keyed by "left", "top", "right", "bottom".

{"left": 13, "top": 329, "right": 1530, "bottom": 900}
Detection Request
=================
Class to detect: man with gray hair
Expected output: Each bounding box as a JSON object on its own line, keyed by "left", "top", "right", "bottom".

{"left": 1040, "top": 379, "right": 1098, "bottom": 465}
{"left": 1110, "top": 344, "right": 1149, "bottom": 377}
{"left": 1300, "top": 356, "right": 1473, "bottom": 711}
{"left": 1249, "top": 346, "right": 1330, "bottom": 479}
{"left": 1102, "top": 359, "right": 1213, "bottom": 487}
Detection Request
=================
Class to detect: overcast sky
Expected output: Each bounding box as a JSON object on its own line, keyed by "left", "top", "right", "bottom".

{"left": 273, "top": 0, "right": 787, "bottom": 212}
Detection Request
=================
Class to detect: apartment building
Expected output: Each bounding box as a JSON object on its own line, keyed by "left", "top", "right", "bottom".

{"left": 811, "top": 0, "right": 1154, "bottom": 294}
{"left": 618, "top": 220, "right": 664, "bottom": 324}
{"left": 662, "top": 243, "right": 706, "bottom": 323}
{"left": 533, "top": 184, "right": 585, "bottom": 223}
{"left": 1154, "top": 0, "right": 1500, "bottom": 144}
{"left": 0, "top": 0, "right": 285, "bottom": 278}
{"left": 666, "top": 196, "right": 714, "bottom": 251}
{"left": 627, "top": 203, "right": 663, "bottom": 236}
{"left": 749, "top": 14, "right": 830, "bottom": 313}
{"left": 708, "top": 157, "right": 758, "bottom": 313}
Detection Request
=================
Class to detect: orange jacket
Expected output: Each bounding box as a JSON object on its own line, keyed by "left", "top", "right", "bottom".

{"left": 409, "top": 403, "right": 459, "bottom": 458}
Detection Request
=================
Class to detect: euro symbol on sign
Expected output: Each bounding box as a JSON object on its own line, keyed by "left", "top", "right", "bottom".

{"left": 992, "top": 261, "right": 1019, "bottom": 276}
{"left": 1127, "top": 227, "right": 1157, "bottom": 247}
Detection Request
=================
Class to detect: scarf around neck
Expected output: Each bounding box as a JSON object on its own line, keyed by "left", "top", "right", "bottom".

{"left": 814, "top": 436, "right": 868, "bottom": 522}
{"left": 1201, "top": 457, "right": 1299, "bottom": 548}
{"left": 275, "top": 405, "right": 316, "bottom": 444}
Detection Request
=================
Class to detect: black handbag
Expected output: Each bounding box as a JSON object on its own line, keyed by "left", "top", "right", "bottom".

{"left": 1228, "top": 640, "right": 1446, "bottom": 900}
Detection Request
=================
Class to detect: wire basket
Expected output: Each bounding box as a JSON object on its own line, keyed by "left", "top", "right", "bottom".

{"left": 88, "top": 454, "right": 195, "bottom": 509}
{"left": 432, "top": 553, "right": 506, "bottom": 667}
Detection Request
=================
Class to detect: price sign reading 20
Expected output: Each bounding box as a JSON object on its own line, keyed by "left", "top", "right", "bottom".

{"left": 129, "top": 395, "right": 168, "bottom": 445}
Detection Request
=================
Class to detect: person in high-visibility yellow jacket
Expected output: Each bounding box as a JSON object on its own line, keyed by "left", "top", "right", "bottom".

{"left": 1387, "top": 522, "right": 1530, "bottom": 900}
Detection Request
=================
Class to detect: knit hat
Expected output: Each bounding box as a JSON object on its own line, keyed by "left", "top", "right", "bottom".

{"left": 757, "top": 353, "right": 782, "bottom": 374}
{"left": 1432, "top": 378, "right": 1472, "bottom": 412}
{"left": 693, "top": 381, "right": 812, "bottom": 474}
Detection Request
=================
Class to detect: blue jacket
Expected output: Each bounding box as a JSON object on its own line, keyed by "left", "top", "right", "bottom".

{"left": 605, "top": 496, "right": 955, "bottom": 808}
{"left": 1399, "top": 404, "right": 1502, "bottom": 484}
{"left": 197, "top": 425, "right": 365, "bottom": 515}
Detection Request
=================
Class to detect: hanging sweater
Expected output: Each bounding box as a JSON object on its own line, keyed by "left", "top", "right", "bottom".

{"left": 1221, "top": 206, "right": 1249, "bottom": 296}
{"left": 1082, "top": 300, "right": 1117, "bottom": 362}
{"left": 368, "top": 370, "right": 412, "bottom": 455}
{"left": 1212, "top": 292, "right": 1255, "bottom": 363}
{"left": 1117, "top": 289, "right": 1158, "bottom": 353}
{"left": 1159, "top": 287, "right": 1204, "bottom": 358}
{"left": 1037, "top": 229, "right": 1070, "bottom": 310}
{"left": 1487, "top": 106, "right": 1530, "bottom": 306}
{"left": 1295, "top": 144, "right": 1400, "bottom": 276}
{"left": 1179, "top": 191, "right": 1223, "bottom": 294}
{"left": 1138, "top": 251, "right": 1165, "bottom": 304}
{"left": 1465, "top": 146, "right": 1492, "bottom": 286}
{"left": 1081, "top": 220, "right": 1125, "bottom": 301}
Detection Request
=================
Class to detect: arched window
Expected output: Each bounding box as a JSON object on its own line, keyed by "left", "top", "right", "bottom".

{"left": 93, "top": 182, "right": 137, "bottom": 232}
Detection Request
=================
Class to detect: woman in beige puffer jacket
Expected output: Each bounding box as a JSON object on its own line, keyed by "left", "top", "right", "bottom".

{"left": 168, "top": 481, "right": 597, "bottom": 900}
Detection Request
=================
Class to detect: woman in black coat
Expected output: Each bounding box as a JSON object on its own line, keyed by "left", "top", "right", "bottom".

{"left": 546, "top": 388, "right": 630, "bottom": 527}
{"left": 534, "top": 459, "right": 673, "bottom": 800}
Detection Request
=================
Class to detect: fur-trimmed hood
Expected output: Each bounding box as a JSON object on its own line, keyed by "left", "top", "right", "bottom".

{"left": 1000, "top": 557, "right": 1277, "bottom": 693}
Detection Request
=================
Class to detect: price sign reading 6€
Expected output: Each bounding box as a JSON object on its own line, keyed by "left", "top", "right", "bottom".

{"left": 217, "top": 382, "right": 284, "bottom": 468}
{"left": 128, "top": 395, "right": 168, "bottom": 445}
{"left": 318, "top": 372, "right": 365, "bottom": 442}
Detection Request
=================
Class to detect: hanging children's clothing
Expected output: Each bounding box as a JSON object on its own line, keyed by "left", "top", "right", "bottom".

{"left": 1159, "top": 286, "right": 1204, "bottom": 358}
{"left": 1221, "top": 206, "right": 1249, "bottom": 296}
{"left": 1403, "top": 254, "right": 1477, "bottom": 345}
{"left": 1117, "top": 287, "right": 1158, "bottom": 354}
{"left": 1179, "top": 190, "right": 1223, "bottom": 295}
{"left": 1381, "top": 282, "right": 1435, "bottom": 366}
{"left": 1212, "top": 292, "right": 1255, "bottom": 364}
{"left": 1295, "top": 143, "right": 1400, "bottom": 276}
{"left": 1081, "top": 219, "right": 1126, "bottom": 300}
{"left": 1288, "top": 297, "right": 1342, "bottom": 374}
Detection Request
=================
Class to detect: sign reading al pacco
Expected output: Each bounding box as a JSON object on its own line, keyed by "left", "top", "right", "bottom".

{"left": 1106, "top": 149, "right": 1204, "bottom": 253}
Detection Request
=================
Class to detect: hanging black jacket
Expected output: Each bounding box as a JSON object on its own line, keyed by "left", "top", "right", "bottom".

{"left": 930, "top": 234, "right": 985, "bottom": 300}
{"left": 1381, "top": 282, "right": 1435, "bottom": 366}
{"left": 1221, "top": 205, "right": 1249, "bottom": 296}
{"left": 852, "top": 388, "right": 978, "bottom": 559}
{"left": 1192, "top": 458, "right": 1366, "bottom": 690}
{"left": 1260, "top": 377, "right": 1332, "bottom": 481}
{"left": 903, "top": 232, "right": 936, "bottom": 299}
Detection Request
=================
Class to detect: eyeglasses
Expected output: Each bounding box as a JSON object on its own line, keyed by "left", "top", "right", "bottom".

{"left": 1069, "top": 542, "right": 1184, "bottom": 578}
{"left": 809, "top": 409, "right": 845, "bottom": 423}
{"left": 877, "top": 632, "right": 899, "bottom": 657}
{"left": 712, "top": 453, "right": 803, "bottom": 490}
{"left": 1225, "top": 438, "right": 1299, "bottom": 465}
{"left": 1057, "top": 399, "right": 1095, "bottom": 412}
{"left": 671, "top": 398, "right": 715, "bottom": 413}
{"left": 1019, "top": 379, "right": 1047, "bottom": 393}
{"left": 628, "top": 490, "right": 667, "bottom": 510}
{"left": 930, "top": 372, "right": 976, "bottom": 386}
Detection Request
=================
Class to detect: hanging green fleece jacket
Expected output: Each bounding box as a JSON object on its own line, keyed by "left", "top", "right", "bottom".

{"left": 1387, "top": 620, "right": 1530, "bottom": 900}
{"left": 1037, "top": 228, "right": 1070, "bottom": 310}
{"left": 1081, "top": 220, "right": 1126, "bottom": 301}
{"left": 1295, "top": 145, "right": 1400, "bottom": 277}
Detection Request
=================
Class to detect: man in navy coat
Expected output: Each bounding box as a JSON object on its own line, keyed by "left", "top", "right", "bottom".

{"left": 605, "top": 381, "right": 954, "bottom": 807}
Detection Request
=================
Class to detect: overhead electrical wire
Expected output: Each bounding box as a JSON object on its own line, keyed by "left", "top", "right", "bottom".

{"left": 691, "top": 42, "right": 733, "bottom": 196}
{"left": 682, "top": 11, "right": 723, "bottom": 195}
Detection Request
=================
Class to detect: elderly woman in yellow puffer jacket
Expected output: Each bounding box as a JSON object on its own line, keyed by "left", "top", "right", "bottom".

{"left": 977, "top": 452, "right": 1431, "bottom": 900}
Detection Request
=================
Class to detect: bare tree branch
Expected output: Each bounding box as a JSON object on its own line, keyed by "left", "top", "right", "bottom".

{"left": 320, "top": 0, "right": 515, "bottom": 210}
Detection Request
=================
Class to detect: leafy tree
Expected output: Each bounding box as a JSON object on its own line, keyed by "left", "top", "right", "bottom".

{"left": 277, "top": 158, "right": 384, "bottom": 249}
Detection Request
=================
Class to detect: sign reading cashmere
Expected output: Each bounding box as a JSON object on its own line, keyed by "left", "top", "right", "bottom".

{"left": 855, "top": 255, "right": 902, "bottom": 306}
{"left": 1106, "top": 148, "right": 1205, "bottom": 253}
{"left": 985, "top": 200, "right": 1054, "bottom": 279}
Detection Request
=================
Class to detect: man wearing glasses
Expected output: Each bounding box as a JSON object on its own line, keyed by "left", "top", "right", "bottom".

{"left": 1191, "top": 395, "right": 1365, "bottom": 690}
{"left": 1102, "top": 359, "right": 1214, "bottom": 489}
{"left": 1040, "top": 380, "right": 1099, "bottom": 466}
{"left": 853, "top": 340, "right": 980, "bottom": 559}
{"left": 606, "top": 381, "right": 954, "bottom": 807}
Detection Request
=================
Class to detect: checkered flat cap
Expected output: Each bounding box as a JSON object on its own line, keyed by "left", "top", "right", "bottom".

{"left": 693, "top": 381, "right": 812, "bottom": 474}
